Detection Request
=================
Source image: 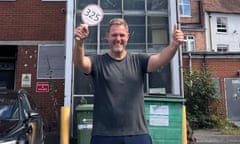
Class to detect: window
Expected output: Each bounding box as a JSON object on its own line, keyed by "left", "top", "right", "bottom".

{"left": 37, "top": 44, "right": 65, "bottom": 79}
{"left": 178, "top": 0, "right": 191, "bottom": 17}
{"left": 74, "top": 0, "right": 172, "bottom": 95}
{"left": 76, "top": 0, "right": 169, "bottom": 54}
{"left": 212, "top": 78, "right": 221, "bottom": 97}
{"left": 217, "top": 17, "right": 227, "bottom": 33}
{"left": 183, "top": 35, "right": 195, "bottom": 52}
{"left": 217, "top": 44, "right": 228, "bottom": 52}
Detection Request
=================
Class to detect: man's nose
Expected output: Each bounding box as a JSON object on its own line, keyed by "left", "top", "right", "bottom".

{"left": 115, "top": 35, "right": 121, "bottom": 40}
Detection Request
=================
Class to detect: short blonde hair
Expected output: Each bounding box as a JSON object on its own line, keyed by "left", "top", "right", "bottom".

{"left": 107, "top": 18, "right": 129, "bottom": 32}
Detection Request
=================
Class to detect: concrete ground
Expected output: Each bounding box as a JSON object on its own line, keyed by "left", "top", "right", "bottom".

{"left": 45, "top": 121, "right": 240, "bottom": 144}
{"left": 45, "top": 131, "right": 59, "bottom": 144}
{"left": 194, "top": 129, "right": 240, "bottom": 144}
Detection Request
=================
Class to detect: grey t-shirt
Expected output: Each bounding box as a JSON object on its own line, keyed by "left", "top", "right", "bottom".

{"left": 90, "top": 53, "right": 150, "bottom": 136}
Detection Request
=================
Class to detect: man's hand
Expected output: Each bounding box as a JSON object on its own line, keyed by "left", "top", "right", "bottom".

{"left": 172, "top": 24, "right": 184, "bottom": 47}
{"left": 74, "top": 24, "right": 89, "bottom": 42}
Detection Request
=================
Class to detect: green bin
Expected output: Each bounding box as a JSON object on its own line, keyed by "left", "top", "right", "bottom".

{"left": 144, "top": 96, "right": 185, "bottom": 144}
{"left": 76, "top": 104, "right": 93, "bottom": 144}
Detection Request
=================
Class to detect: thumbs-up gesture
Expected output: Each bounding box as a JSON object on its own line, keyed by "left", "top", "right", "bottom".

{"left": 172, "top": 24, "right": 184, "bottom": 47}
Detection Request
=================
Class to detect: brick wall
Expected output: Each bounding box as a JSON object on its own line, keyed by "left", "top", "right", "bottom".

{"left": 180, "top": 0, "right": 240, "bottom": 120}
{"left": 0, "top": 0, "right": 66, "bottom": 130}
{"left": 0, "top": 0, "right": 66, "bottom": 40}
{"left": 183, "top": 56, "right": 240, "bottom": 119}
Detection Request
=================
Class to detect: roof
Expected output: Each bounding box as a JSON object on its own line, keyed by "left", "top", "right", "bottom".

{"left": 202, "top": 0, "right": 240, "bottom": 14}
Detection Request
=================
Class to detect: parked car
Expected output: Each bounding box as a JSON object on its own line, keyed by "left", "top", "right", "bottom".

{"left": 0, "top": 89, "right": 45, "bottom": 144}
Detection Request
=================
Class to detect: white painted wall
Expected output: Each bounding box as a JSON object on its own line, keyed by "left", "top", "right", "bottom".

{"left": 206, "top": 12, "right": 240, "bottom": 52}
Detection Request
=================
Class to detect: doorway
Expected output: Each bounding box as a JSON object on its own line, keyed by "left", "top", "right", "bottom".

{"left": 225, "top": 78, "right": 240, "bottom": 121}
{"left": 0, "top": 45, "right": 17, "bottom": 89}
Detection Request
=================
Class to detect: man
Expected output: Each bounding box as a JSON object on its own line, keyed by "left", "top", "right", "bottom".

{"left": 73, "top": 18, "right": 184, "bottom": 144}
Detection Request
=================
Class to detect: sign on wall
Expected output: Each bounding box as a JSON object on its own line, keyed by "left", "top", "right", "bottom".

{"left": 36, "top": 82, "right": 49, "bottom": 93}
{"left": 21, "top": 74, "right": 31, "bottom": 88}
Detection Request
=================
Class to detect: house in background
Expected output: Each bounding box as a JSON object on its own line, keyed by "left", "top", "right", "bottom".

{"left": 181, "top": 0, "right": 240, "bottom": 121}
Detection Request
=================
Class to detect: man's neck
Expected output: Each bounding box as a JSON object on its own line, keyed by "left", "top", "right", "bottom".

{"left": 108, "top": 50, "right": 127, "bottom": 61}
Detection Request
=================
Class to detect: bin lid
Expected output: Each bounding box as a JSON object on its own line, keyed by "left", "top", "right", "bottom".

{"left": 76, "top": 104, "right": 93, "bottom": 111}
{"left": 144, "top": 96, "right": 186, "bottom": 103}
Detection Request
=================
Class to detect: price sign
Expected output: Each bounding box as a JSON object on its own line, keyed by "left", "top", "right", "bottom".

{"left": 81, "top": 4, "right": 104, "bottom": 26}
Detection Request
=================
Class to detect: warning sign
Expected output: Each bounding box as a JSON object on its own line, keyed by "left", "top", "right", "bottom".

{"left": 36, "top": 82, "right": 49, "bottom": 93}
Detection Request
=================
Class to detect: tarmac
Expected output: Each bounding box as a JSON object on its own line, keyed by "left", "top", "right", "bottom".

{"left": 45, "top": 121, "right": 240, "bottom": 144}
{"left": 194, "top": 129, "right": 240, "bottom": 144}
{"left": 45, "top": 130, "right": 240, "bottom": 144}
{"left": 194, "top": 121, "right": 240, "bottom": 144}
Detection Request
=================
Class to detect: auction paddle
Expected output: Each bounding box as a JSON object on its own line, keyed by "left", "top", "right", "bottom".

{"left": 76, "top": 4, "right": 104, "bottom": 40}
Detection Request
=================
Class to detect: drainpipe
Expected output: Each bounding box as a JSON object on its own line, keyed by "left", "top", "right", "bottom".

{"left": 202, "top": 54, "right": 207, "bottom": 71}
{"left": 189, "top": 52, "right": 192, "bottom": 75}
{"left": 208, "top": 12, "right": 213, "bottom": 51}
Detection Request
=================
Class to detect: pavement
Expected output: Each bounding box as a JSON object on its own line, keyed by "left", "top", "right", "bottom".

{"left": 45, "top": 121, "right": 240, "bottom": 144}
{"left": 45, "top": 131, "right": 78, "bottom": 144}
{"left": 45, "top": 131, "right": 59, "bottom": 144}
{"left": 194, "top": 121, "right": 240, "bottom": 144}
{"left": 194, "top": 129, "right": 240, "bottom": 144}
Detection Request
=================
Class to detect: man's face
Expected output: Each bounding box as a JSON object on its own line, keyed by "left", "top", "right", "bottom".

{"left": 106, "top": 24, "right": 130, "bottom": 53}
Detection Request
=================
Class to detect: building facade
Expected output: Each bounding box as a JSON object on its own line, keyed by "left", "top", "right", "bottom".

{"left": 0, "top": 0, "right": 66, "bottom": 130}
{"left": 1, "top": 0, "right": 240, "bottom": 137}
{"left": 181, "top": 0, "right": 240, "bottom": 120}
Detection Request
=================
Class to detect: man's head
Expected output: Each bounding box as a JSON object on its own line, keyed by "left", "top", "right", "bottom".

{"left": 107, "top": 18, "right": 129, "bottom": 33}
{"left": 106, "top": 18, "right": 130, "bottom": 54}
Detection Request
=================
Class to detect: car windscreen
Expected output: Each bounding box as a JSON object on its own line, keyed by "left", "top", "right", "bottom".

{"left": 0, "top": 98, "right": 19, "bottom": 120}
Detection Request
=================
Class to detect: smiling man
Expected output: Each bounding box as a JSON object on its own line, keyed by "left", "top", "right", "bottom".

{"left": 73, "top": 18, "right": 184, "bottom": 144}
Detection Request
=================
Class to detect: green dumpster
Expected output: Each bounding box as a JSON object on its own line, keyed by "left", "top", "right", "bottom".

{"left": 144, "top": 96, "right": 185, "bottom": 144}
{"left": 76, "top": 104, "right": 93, "bottom": 144}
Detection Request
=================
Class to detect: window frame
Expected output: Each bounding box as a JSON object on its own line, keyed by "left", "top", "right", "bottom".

{"left": 217, "top": 44, "right": 229, "bottom": 52}
{"left": 178, "top": 0, "right": 191, "bottom": 17}
{"left": 37, "top": 44, "right": 65, "bottom": 79}
{"left": 216, "top": 17, "right": 228, "bottom": 33}
{"left": 73, "top": 0, "right": 178, "bottom": 96}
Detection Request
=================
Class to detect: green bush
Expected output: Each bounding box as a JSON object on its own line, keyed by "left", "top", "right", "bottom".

{"left": 184, "top": 70, "right": 218, "bottom": 129}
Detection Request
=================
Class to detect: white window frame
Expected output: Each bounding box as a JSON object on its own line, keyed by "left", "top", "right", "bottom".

{"left": 73, "top": 0, "right": 179, "bottom": 96}
{"left": 183, "top": 35, "right": 195, "bottom": 52}
{"left": 37, "top": 44, "right": 65, "bottom": 79}
{"left": 217, "top": 17, "right": 228, "bottom": 33}
{"left": 217, "top": 44, "right": 229, "bottom": 52}
{"left": 178, "top": 0, "right": 191, "bottom": 17}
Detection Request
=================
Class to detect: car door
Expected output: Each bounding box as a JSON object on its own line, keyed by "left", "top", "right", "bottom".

{"left": 21, "top": 92, "right": 45, "bottom": 144}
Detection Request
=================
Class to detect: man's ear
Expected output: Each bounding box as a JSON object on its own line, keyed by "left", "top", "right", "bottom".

{"left": 128, "top": 33, "right": 130, "bottom": 39}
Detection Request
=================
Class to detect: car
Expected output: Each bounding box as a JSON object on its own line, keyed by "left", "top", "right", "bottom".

{"left": 0, "top": 89, "right": 45, "bottom": 144}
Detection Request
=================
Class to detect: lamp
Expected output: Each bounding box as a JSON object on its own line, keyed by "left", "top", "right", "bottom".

{"left": 237, "top": 70, "right": 240, "bottom": 76}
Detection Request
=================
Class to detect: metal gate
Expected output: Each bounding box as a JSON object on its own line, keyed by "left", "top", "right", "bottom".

{"left": 225, "top": 78, "right": 240, "bottom": 121}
